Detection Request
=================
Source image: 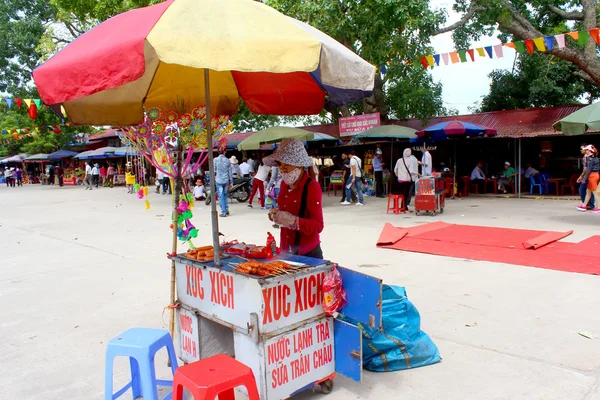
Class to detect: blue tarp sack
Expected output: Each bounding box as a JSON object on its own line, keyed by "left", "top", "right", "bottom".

{"left": 342, "top": 285, "right": 441, "bottom": 372}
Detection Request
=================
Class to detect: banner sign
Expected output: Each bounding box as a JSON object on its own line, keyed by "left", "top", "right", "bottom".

{"left": 339, "top": 113, "right": 381, "bottom": 137}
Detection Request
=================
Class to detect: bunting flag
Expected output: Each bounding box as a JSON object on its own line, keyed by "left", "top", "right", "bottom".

{"left": 14, "top": 98, "right": 22, "bottom": 108}
{"left": 0, "top": 124, "right": 63, "bottom": 137}
{"left": 419, "top": 27, "right": 600, "bottom": 69}
{"left": 4, "top": 98, "right": 12, "bottom": 108}
{"left": 514, "top": 41, "right": 526, "bottom": 53}
{"left": 578, "top": 30, "right": 589, "bottom": 46}
{"left": 590, "top": 28, "right": 600, "bottom": 45}
{"left": 441, "top": 53, "right": 449, "bottom": 65}
{"left": 23, "top": 99, "right": 32, "bottom": 109}
{"left": 33, "top": 99, "right": 42, "bottom": 108}
{"left": 425, "top": 55, "right": 434, "bottom": 67}
{"left": 466, "top": 49, "right": 475, "bottom": 61}
{"left": 544, "top": 36, "right": 555, "bottom": 51}
{"left": 533, "top": 38, "right": 545, "bottom": 51}
{"left": 524, "top": 39, "right": 535, "bottom": 54}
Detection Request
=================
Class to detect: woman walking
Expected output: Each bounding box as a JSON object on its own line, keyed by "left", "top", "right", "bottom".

{"left": 248, "top": 158, "right": 270, "bottom": 209}
{"left": 394, "top": 148, "right": 420, "bottom": 212}
{"left": 577, "top": 145, "right": 600, "bottom": 212}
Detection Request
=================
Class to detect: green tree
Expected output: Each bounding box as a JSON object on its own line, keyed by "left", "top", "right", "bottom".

{"left": 438, "top": 0, "right": 600, "bottom": 88}
{"left": 267, "top": 0, "right": 449, "bottom": 121}
{"left": 478, "top": 53, "right": 600, "bottom": 112}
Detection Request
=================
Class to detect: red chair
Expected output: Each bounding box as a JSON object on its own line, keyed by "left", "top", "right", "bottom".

{"left": 460, "top": 176, "right": 470, "bottom": 197}
{"left": 173, "top": 354, "right": 260, "bottom": 400}
{"left": 327, "top": 170, "right": 344, "bottom": 197}
{"left": 387, "top": 194, "right": 406, "bottom": 214}
{"left": 561, "top": 174, "right": 579, "bottom": 195}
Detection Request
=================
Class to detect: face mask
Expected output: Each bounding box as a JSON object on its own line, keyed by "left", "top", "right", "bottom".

{"left": 282, "top": 168, "right": 302, "bottom": 186}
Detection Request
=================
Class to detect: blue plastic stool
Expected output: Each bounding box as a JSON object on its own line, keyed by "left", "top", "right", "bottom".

{"left": 105, "top": 328, "right": 178, "bottom": 400}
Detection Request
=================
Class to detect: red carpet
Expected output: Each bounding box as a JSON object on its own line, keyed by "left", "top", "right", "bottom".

{"left": 378, "top": 223, "right": 599, "bottom": 275}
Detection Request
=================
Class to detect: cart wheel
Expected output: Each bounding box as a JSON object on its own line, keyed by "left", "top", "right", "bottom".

{"left": 320, "top": 379, "right": 334, "bottom": 394}
{"left": 440, "top": 208, "right": 444, "bottom": 214}
{"left": 430, "top": 211, "right": 436, "bottom": 216}
{"left": 415, "top": 211, "right": 420, "bottom": 216}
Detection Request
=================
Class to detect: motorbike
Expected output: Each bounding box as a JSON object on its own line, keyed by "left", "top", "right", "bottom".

{"left": 205, "top": 177, "right": 252, "bottom": 205}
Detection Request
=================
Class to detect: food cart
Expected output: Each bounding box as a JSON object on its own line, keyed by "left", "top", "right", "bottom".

{"left": 415, "top": 176, "right": 445, "bottom": 216}
{"left": 174, "top": 252, "right": 383, "bottom": 399}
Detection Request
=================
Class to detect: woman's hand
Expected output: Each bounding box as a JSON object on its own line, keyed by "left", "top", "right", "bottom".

{"left": 268, "top": 208, "right": 277, "bottom": 222}
{"left": 272, "top": 210, "right": 299, "bottom": 230}
{"left": 577, "top": 176, "right": 583, "bottom": 183}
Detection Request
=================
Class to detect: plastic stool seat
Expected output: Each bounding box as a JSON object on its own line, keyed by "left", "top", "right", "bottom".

{"left": 173, "top": 354, "right": 260, "bottom": 400}
{"left": 105, "top": 328, "right": 178, "bottom": 400}
{"left": 386, "top": 194, "right": 405, "bottom": 214}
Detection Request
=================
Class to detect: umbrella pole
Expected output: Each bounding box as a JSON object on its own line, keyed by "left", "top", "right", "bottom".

{"left": 453, "top": 141, "right": 456, "bottom": 199}
{"left": 168, "top": 145, "right": 183, "bottom": 354}
{"left": 518, "top": 138, "right": 522, "bottom": 198}
{"left": 204, "top": 68, "right": 221, "bottom": 266}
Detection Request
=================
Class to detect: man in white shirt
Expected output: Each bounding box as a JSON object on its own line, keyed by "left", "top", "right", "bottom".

{"left": 156, "top": 169, "right": 164, "bottom": 193}
{"left": 524, "top": 163, "right": 539, "bottom": 179}
{"left": 92, "top": 163, "right": 101, "bottom": 188}
{"left": 247, "top": 155, "right": 256, "bottom": 173}
{"left": 342, "top": 149, "right": 364, "bottom": 206}
{"left": 239, "top": 159, "right": 252, "bottom": 177}
{"left": 84, "top": 162, "right": 93, "bottom": 190}
{"left": 470, "top": 161, "right": 486, "bottom": 193}
{"left": 420, "top": 148, "right": 432, "bottom": 176}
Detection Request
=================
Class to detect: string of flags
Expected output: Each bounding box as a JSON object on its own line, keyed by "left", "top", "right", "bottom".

{"left": 420, "top": 28, "right": 600, "bottom": 68}
{"left": 1, "top": 97, "right": 48, "bottom": 119}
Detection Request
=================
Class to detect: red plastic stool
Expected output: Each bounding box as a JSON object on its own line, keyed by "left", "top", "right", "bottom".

{"left": 386, "top": 194, "right": 405, "bottom": 214}
{"left": 173, "top": 354, "right": 260, "bottom": 400}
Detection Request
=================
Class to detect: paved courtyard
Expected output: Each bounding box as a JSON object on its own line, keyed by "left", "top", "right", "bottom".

{"left": 1, "top": 184, "right": 599, "bottom": 400}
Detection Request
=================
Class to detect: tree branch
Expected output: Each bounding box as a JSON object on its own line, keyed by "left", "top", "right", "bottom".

{"left": 547, "top": 5, "right": 583, "bottom": 21}
{"left": 434, "top": 3, "right": 483, "bottom": 35}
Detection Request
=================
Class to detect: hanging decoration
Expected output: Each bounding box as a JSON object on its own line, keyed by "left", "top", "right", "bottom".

{"left": 419, "top": 28, "right": 600, "bottom": 68}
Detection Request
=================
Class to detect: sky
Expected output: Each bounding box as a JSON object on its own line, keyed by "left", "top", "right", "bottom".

{"left": 429, "top": 0, "right": 517, "bottom": 115}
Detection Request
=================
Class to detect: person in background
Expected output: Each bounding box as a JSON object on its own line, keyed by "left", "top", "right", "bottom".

{"left": 498, "top": 161, "right": 515, "bottom": 194}
{"left": 420, "top": 147, "right": 432, "bottom": 177}
{"left": 84, "top": 162, "right": 93, "bottom": 190}
{"left": 577, "top": 145, "right": 600, "bottom": 212}
{"left": 5, "top": 167, "right": 14, "bottom": 187}
{"left": 15, "top": 167, "right": 23, "bottom": 186}
{"left": 125, "top": 164, "right": 135, "bottom": 194}
{"left": 162, "top": 172, "right": 171, "bottom": 195}
{"left": 239, "top": 158, "right": 252, "bottom": 178}
{"left": 247, "top": 154, "right": 256, "bottom": 174}
{"left": 214, "top": 148, "right": 233, "bottom": 217}
{"left": 193, "top": 179, "right": 206, "bottom": 201}
{"left": 106, "top": 164, "right": 115, "bottom": 188}
{"left": 230, "top": 155, "right": 241, "bottom": 179}
{"left": 341, "top": 148, "right": 364, "bottom": 206}
{"left": 524, "top": 163, "right": 539, "bottom": 179}
{"left": 373, "top": 148, "right": 385, "bottom": 198}
{"left": 56, "top": 165, "right": 64, "bottom": 187}
{"left": 579, "top": 144, "right": 595, "bottom": 210}
{"left": 156, "top": 169, "right": 164, "bottom": 193}
{"left": 92, "top": 163, "right": 100, "bottom": 188}
{"left": 48, "top": 165, "right": 55, "bottom": 185}
{"left": 248, "top": 158, "right": 270, "bottom": 209}
{"left": 394, "top": 148, "right": 420, "bottom": 211}
{"left": 99, "top": 164, "right": 107, "bottom": 185}
{"left": 264, "top": 138, "right": 324, "bottom": 259}
{"left": 470, "top": 161, "right": 486, "bottom": 193}
{"left": 266, "top": 164, "right": 283, "bottom": 226}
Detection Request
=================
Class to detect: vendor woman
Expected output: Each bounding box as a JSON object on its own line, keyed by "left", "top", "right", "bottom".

{"left": 264, "top": 138, "right": 324, "bottom": 259}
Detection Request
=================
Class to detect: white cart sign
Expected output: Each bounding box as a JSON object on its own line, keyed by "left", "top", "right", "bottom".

{"left": 177, "top": 307, "right": 199, "bottom": 363}
{"left": 265, "top": 317, "right": 335, "bottom": 399}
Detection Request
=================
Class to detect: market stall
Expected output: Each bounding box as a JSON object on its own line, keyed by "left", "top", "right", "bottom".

{"left": 48, "top": 150, "right": 79, "bottom": 185}
{"left": 173, "top": 244, "right": 382, "bottom": 398}
{"left": 32, "top": 0, "right": 377, "bottom": 398}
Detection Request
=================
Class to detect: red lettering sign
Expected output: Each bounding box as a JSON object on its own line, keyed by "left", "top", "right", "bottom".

{"left": 209, "top": 271, "right": 234, "bottom": 309}
{"left": 185, "top": 265, "right": 204, "bottom": 299}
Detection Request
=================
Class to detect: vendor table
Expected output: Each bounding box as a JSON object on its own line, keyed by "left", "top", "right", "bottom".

{"left": 174, "top": 253, "right": 382, "bottom": 399}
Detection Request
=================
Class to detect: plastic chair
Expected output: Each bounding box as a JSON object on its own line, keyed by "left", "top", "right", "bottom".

{"left": 529, "top": 175, "right": 543, "bottom": 195}
{"left": 386, "top": 194, "right": 405, "bottom": 214}
{"left": 327, "top": 170, "right": 344, "bottom": 197}
{"left": 460, "top": 176, "right": 470, "bottom": 196}
{"left": 172, "top": 354, "right": 260, "bottom": 400}
{"left": 105, "top": 328, "right": 178, "bottom": 400}
{"left": 562, "top": 174, "right": 578, "bottom": 195}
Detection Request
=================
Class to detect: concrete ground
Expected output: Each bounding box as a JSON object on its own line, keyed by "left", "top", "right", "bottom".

{"left": 1, "top": 184, "right": 599, "bottom": 400}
